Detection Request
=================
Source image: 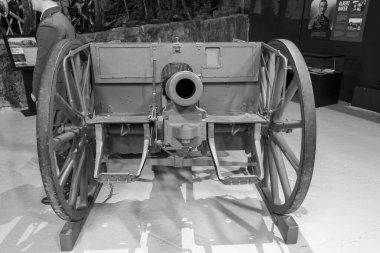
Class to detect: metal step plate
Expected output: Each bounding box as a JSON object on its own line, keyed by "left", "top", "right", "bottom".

{"left": 95, "top": 173, "right": 138, "bottom": 183}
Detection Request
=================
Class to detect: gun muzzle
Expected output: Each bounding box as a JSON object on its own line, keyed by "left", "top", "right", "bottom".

{"left": 165, "top": 71, "right": 203, "bottom": 106}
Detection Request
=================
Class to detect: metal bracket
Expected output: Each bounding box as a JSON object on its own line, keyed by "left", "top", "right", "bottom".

{"left": 271, "top": 213, "right": 299, "bottom": 244}
{"left": 253, "top": 123, "right": 264, "bottom": 180}
{"left": 93, "top": 124, "right": 104, "bottom": 179}
{"left": 255, "top": 184, "right": 299, "bottom": 244}
{"left": 272, "top": 214, "right": 299, "bottom": 244}
{"left": 96, "top": 124, "right": 150, "bottom": 183}
{"left": 120, "top": 124, "right": 130, "bottom": 136}
{"left": 207, "top": 123, "right": 259, "bottom": 185}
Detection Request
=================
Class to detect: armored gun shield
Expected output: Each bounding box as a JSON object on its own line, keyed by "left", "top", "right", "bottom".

{"left": 36, "top": 39, "right": 316, "bottom": 221}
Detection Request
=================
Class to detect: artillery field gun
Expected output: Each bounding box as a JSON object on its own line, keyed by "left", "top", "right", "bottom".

{"left": 36, "top": 38, "right": 316, "bottom": 250}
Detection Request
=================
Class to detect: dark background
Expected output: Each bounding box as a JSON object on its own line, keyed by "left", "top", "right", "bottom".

{"left": 248, "top": 0, "right": 380, "bottom": 102}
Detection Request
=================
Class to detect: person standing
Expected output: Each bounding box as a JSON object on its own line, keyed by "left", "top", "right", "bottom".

{"left": 308, "top": 0, "right": 330, "bottom": 31}
{"left": 30, "top": 0, "right": 75, "bottom": 102}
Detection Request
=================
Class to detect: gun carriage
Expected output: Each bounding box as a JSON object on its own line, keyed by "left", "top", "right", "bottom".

{"left": 36, "top": 38, "right": 316, "bottom": 246}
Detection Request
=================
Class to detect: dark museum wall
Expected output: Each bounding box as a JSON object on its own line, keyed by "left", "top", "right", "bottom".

{"left": 249, "top": 0, "right": 380, "bottom": 103}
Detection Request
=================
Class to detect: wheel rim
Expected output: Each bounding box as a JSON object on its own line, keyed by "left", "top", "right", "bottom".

{"left": 0, "top": 0, "right": 34, "bottom": 35}
{"left": 37, "top": 39, "right": 98, "bottom": 221}
{"left": 257, "top": 39, "right": 316, "bottom": 214}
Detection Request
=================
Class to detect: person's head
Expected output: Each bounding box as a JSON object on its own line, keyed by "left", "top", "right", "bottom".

{"left": 31, "top": 0, "right": 58, "bottom": 12}
{"left": 319, "top": 0, "right": 328, "bottom": 15}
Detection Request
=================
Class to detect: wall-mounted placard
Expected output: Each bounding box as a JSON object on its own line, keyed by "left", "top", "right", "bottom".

{"left": 308, "top": 0, "right": 370, "bottom": 42}
{"left": 331, "top": 0, "right": 370, "bottom": 42}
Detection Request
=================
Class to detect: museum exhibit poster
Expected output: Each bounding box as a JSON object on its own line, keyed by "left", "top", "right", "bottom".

{"left": 4, "top": 36, "right": 37, "bottom": 69}
{"left": 308, "top": 0, "right": 336, "bottom": 39}
{"left": 331, "top": 0, "right": 370, "bottom": 42}
{"left": 308, "top": 0, "right": 370, "bottom": 42}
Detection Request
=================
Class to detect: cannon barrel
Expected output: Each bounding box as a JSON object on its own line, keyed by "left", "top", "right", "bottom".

{"left": 165, "top": 71, "right": 203, "bottom": 106}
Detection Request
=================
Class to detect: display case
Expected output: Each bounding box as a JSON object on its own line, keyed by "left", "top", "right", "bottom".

{"left": 303, "top": 52, "right": 345, "bottom": 74}
{"left": 302, "top": 52, "right": 345, "bottom": 107}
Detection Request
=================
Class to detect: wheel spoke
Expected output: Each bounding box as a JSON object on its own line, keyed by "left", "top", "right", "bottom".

{"left": 270, "top": 141, "right": 291, "bottom": 200}
{"left": 266, "top": 53, "right": 276, "bottom": 109}
{"left": 58, "top": 153, "right": 76, "bottom": 188}
{"left": 274, "top": 79, "right": 298, "bottom": 120}
{"left": 267, "top": 143, "right": 281, "bottom": 204}
{"left": 7, "top": 18, "right": 13, "bottom": 34}
{"left": 259, "top": 67, "right": 267, "bottom": 110}
{"left": 268, "top": 53, "right": 276, "bottom": 88}
{"left": 9, "top": 11, "right": 23, "bottom": 23}
{"left": 270, "top": 55, "right": 286, "bottom": 110}
{"left": 272, "top": 133, "right": 300, "bottom": 172}
{"left": 18, "top": 20, "right": 23, "bottom": 33}
{"left": 81, "top": 57, "right": 92, "bottom": 115}
{"left": 63, "top": 58, "right": 82, "bottom": 110}
{"left": 54, "top": 93, "right": 82, "bottom": 124}
{"left": 261, "top": 54, "right": 271, "bottom": 110}
{"left": 58, "top": 139, "right": 82, "bottom": 187}
{"left": 261, "top": 140, "right": 270, "bottom": 188}
{"left": 79, "top": 146, "right": 90, "bottom": 208}
{"left": 70, "top": 54, "right": 86, "bottom": 113}
{"left": 68, "top": 143, "right": 87, "bottom": 208}
{"left": 74, "top": 54, "right": 84, "bottom": 86}
{"left": 70, "top": 53, "right": 81, "bottom": 87}
{"left": 81, "top": 58, "right": 90, "bottom": 95}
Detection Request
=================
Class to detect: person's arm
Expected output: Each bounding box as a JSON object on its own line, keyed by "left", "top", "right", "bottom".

{"left": 32, "top": 24, "right": 59, "bottom": 99}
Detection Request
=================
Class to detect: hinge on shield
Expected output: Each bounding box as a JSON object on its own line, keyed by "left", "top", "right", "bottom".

{"left": 173, "top": 37, "right": 181, "bottom": 53}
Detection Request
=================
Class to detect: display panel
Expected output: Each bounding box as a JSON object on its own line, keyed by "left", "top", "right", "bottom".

{"left": 307, "top": 0, "right": 370, "bottom": 42}
{"left": 331, "top": 0, "right": 370, "bottom": 42}
{"left": 3, "top": 35, "right": 37, "bottom": 70}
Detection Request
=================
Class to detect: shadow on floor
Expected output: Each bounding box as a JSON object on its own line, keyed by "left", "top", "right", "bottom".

{"left": 0, "top": 184, "right": 63, "bottom": 253}
{"left": 0, "top": 166, "right": 314, "bottom": 252}
{"left": 76, "top": 166, "right": 314, "bottom": 253}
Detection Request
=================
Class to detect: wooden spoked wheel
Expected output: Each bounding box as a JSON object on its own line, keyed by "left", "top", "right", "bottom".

{"left": 0, "top": 0, "right": 35, "bottom": 35}
{"left": 257, "top": 39, "right": 316, "bottom": 214}
{"left": 68, "top": 0, "right": 104, "bottom": 33}
{"left": 37, "top": 39, "right": 99, "bottom": 221}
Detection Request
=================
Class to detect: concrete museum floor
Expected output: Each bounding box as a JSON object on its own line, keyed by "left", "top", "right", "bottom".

{"left": 0, "top": 101, "right": 380, "bottom": 253}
